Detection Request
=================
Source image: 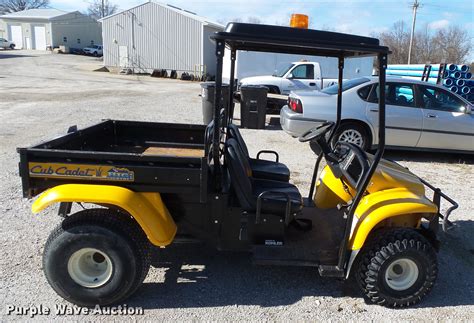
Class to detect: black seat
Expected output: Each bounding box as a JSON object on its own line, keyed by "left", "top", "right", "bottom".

{"left": 227, "top": 124, "right": 290, "bottom": 182}
{"left": 225, "top": 138, "right": 302, "bottom": 218}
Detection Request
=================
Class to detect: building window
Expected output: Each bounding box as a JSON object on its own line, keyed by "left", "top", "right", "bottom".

{"left": 63, "top": 37, "right": 67, "bottom": 43}
{"left": 77, "top": 38, "right": 80, "bottom": 44}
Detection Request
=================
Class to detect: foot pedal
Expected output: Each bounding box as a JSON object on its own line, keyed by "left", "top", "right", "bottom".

{"left": 318, "top": 265, "right": 345, "bottom": 278}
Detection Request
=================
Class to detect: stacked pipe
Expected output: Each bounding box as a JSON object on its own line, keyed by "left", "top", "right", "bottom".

{"left": 386, "top": 64, "right": 474, "bottom": 103}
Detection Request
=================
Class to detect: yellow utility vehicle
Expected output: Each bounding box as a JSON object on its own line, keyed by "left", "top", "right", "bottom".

{"left": 18, "top": 23, "right": 457, "bottom": 308}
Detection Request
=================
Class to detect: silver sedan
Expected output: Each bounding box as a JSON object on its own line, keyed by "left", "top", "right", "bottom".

{"left": 280, "top": 77, "right": 474, "bottom": 153}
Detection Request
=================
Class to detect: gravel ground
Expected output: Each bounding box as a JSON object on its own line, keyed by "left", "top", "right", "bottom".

{"left": 0, "top": 50, "right": 473, "bottom": 321}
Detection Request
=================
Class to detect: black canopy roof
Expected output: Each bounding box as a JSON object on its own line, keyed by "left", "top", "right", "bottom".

{"left": 212, "top": 23, "right": 389, "bottom": 58}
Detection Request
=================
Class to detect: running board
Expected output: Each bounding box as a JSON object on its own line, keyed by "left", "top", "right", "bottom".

{"left": 252, "top": 245, "right": 338, "bottom": 267}
{"left": 318, "top": 265, "right": 345, "bottom": 278}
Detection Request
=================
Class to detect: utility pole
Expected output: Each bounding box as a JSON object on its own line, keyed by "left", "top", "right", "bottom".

{"left": 407, "top": 0, "right": 420, "bottom": 64}
{"left": 101, "top": 0, "right": 105, "bottom": 18}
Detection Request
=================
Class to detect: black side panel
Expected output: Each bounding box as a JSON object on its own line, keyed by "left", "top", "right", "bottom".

{"left": 32, "top": 120, "right": 206, "bottom": 153}
{"left": 18, "top": 120, "right": 209, "bottom": 198}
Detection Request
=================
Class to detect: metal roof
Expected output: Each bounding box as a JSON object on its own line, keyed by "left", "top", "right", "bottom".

{"left": 0, "top": 8, "right": 72, "bottom": 20}
{"left": 99, "top": 1, "right": 224, "bottom": 29}
{"left": 213, "top": 23, "right": 390, "bottom": 58}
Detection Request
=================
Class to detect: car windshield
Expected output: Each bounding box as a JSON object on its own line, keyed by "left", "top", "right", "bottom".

{"left": 273, "top": 63, "right": 295, "bottom": 77}
{"left": 321, "top": 77, "right": 371, "bottom": 95}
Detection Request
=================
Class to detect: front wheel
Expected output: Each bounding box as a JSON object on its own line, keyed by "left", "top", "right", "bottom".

{"left": 9, "top": 44, "right": 15, "bottom": 50}
{"left": 43, "top": 209, "right": 151, "bottom": 306}
{"left": 356, "top": 228, "right": 438, "bottom": 307}
{"left": 331, "top": 122, "right": 370, "bottom": 151}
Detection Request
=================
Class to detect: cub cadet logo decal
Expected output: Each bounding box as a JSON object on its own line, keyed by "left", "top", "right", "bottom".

{"left": 28, "top": 163, "right": 134, "bottom": 182}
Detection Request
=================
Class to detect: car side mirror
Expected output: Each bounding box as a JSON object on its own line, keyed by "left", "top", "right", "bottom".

{"left": 287, "top": 73, "right": 294, "bottom": 79}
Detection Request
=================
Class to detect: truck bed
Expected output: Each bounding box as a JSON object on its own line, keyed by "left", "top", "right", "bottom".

{"left": 18, "top": 120, "right": 209, "bottom": 200}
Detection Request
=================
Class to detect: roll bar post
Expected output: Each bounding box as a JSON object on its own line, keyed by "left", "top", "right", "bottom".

{"left": 227, "top": 50, "right": 237, "bottom": 126}
{"left": 337, "top": 53, "right": 387, "bottom": 270}
{"left": 307, "top": 55, "right": 344, "bottom": 200}
{"left": 213, "top": 40, "right": 225, "bottom": 189}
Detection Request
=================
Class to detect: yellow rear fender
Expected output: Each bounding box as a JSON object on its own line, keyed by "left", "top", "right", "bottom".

{"left": 32, "top": 184, "right": 177, "bottom": 246}
{"left": 349, "top": 188, "right": 438, "bottom": 250}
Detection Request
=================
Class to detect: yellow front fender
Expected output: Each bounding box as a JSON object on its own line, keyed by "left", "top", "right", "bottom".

{"left": 32, "top": 184, "right": 177, "bottom": 246}
{"left": 349, "top": 188, "right": 438, "bottom": 250}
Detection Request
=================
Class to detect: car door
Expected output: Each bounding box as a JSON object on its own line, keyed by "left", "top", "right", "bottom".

{"left": 365, "top": 82, "right": 423, "bottom": 147}
{"left": 280, "top": 64, "right": 319, "bottom": 94}
{"left": 416, "top": 85, "right": 474, "bottom": 151}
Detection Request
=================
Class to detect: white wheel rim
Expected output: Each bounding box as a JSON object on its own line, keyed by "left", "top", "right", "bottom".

{"left": 384, "top": 258, "right": 419, "bottom": 291}
{"left": 339, "top": 129, "right": 364, "bottom": 147}
{"left": 67, "top": 248, "right": 113, "bottom": 288}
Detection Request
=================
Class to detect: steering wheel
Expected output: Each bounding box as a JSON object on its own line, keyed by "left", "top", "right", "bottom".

{"left": 298, "top": 121, "right": 335, "bottom": 143}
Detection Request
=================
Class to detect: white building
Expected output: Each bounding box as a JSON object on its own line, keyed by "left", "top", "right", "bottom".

{"left": 0, "top": 9, "right": 102, "bottom": 50}
{"left": 100, "top": 2, "right": 224, "bottom": 76}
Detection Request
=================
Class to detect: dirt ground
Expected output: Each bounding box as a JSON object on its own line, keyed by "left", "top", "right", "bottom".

{"left": 0, "top": 50, "right": 473, "bottom": 321}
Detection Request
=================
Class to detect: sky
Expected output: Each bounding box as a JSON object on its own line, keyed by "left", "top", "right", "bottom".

{"left": 50, "top": 0, "right": 473, "bottom": 56}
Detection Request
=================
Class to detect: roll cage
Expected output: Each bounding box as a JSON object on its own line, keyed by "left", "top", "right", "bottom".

{"left": 210, "top": 22, "right": 390, "bottom": 270}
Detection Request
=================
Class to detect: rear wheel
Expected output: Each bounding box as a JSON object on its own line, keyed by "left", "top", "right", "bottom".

{"left": 43, "top": 209, "right": 151, "bottom": 306}
{"left": 356, "top": 228, "right": 438, "bottom": 307}
{"left": 9, "top": 44, "right": 15, "bottom": 50}
{"left": 332, "top": 122, "right": 370, "bottom": 151}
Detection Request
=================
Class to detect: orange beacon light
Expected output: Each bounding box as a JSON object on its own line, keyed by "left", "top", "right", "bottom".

{"left": 290, "top": 14, "right": 309, "bottom": 29}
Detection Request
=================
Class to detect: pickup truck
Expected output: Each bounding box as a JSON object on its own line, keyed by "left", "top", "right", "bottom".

{"left": 0, "top": 38, "right": 15, "bottom": 49}
{"left": 239, "top": 61, "right": 339, "bottom": 95}
{"left": 82, "top": 45, "right": 103, "bottom": 56}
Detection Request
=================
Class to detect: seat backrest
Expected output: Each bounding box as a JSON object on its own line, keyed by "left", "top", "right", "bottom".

{"left": 396, "top": 95, "right": 408, "bottom": 106}
{"left": 227, "top": 124, "right": 250, "bottom": 158}
{"left": 225, "top": 138, "right": 254, "bottom": 210}
{"left": 204, "top": 120, "right": 214, "bottom": 156}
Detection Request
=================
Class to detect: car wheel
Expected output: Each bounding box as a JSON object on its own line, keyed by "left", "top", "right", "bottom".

{"left": 332, "top": 122, "right": 370, "bottom": 151}
{"left": 356, "top": 228, "right": 438, "bottom": 307}
{"left": 93, "top": 51, "right": 98, "bottom": 57}
{"left": 43, "top": 209, "right": 151, "bottom": 306}
{"left": 9, "top": 44, "right": 15, "bottom": 50}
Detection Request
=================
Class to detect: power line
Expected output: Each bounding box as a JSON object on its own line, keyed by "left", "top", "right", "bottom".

{"left": 408, "top": 0, "right": 420, "bottom": 64}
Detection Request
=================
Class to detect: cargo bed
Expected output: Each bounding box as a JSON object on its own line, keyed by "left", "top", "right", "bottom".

{"left": 18, "top": 120, "right": 209, "bottom": 201}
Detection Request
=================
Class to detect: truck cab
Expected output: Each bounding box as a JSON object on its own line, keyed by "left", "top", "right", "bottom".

{"left": 240, "top": 61, "right": 322, "bottom": 94}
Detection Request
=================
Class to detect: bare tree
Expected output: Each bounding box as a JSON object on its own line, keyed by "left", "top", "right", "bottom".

{"left": 87, "top": 0, "right": 118, "bottom": 20}
{"left": 432, "top": 25, "right": 471, "bottom": 63}
{"left": 414, "top": 24, "right": 436, "bottom": 63}
{"left": 246, "top": 16, "right": 261, "bottom": 24}
{"left": 374, "top": 20, "right": 472, "bottom": 64}
{"left": 375, "top": 21, "right": 410, "bottom": 64}
{"left": 0, "top": 0, "right": 49, "bottom": 14}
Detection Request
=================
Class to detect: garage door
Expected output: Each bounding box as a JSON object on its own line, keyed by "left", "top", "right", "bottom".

{"left": 8, "top": 25, "right": 23, "bottom": 49}
{"left": 33, "top": 26, "right": 46, "bottom": 50}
